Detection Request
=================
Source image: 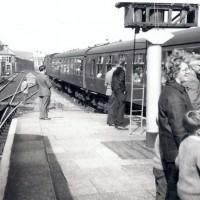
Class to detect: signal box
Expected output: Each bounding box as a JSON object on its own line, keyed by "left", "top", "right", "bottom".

{"left": 115, "top": 2, "right": 199, "bottom": 32}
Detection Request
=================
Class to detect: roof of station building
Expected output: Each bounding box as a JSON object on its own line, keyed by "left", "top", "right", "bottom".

{"left": 0, "top": 49, "right": 15, "bottom": 55}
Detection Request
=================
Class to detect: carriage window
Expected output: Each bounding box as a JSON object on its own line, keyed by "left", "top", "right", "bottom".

{"left": 90, "top": 59, "right": 95, "bottom": 78}
{"left": 66, "top": 64, "right": 69, "bottom": 74}
{"left": 74, "top": 58, "right": 83, "bottom": 76}
{"left": 119, "top": 54, "right": 128, "bottom": 66}
{"left": 97, "top": 56, "right": 104, "bottom": 64}
{"left": 106, "top": 55, "right": 113, "bottom": 73}
{"left": 96, "top": 56, "right": 104, "bottom": 78}
{"left": 69, "top": 59, "right": 73, "bottom": 74}
{"left": 63, "top": 65, "right": 67, "bottom": 73}
{"left": 107, "top": 56, "right": 112, "bottom": 64}
{"left": 96, "top": 65, "right": 102, "bottom": 78}
{"left": 134, "top": 54, "right": 144, "bottom": 64}
{"left": 133, "top": 66, "right": 144, "bottom": 83}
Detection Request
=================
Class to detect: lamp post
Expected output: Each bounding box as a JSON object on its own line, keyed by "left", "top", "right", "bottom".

{"left": 143, "top": 29, "right": 173, "bottom": 147}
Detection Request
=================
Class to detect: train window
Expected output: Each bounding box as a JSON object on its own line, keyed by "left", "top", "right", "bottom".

{"left": 63, "top": 65, "right": 66, "bottom": 73}
{"left": 107, "top": 55, "right": 112, "bottom": 64}
{"left": 91, "top": 59, "right": 95, "bottom": 77}
{"left": 106, "top": 55, "right": 113, "bottom": 73}
{"left": 96, "top": 56, "right": 104, "bottom": 78}
{"left": 66, "top": 64, "right": 69, "bottom": 74}
{"left": 106, "top": 65, "right": 112, "bottom": 73}
{"left": 185, "top": 47, "right": 200, "bottom": 55}
{"left": 133, "top": 65, "right": 144, "bottom": 83}
{"left": 119, "top": 54, "right": 128, "bottom": 67}
{"left": 74, "top": 58, "right": 83, "bottom": 76}
{"left": 134, "top": 54, "right": 144, "bottom": 64}
{"left": 97, "top": 56, "right": 104, "bottom": 64}
{"left": 69, "top": 59, "right": 73, "bottom": 74}
{"left": 96, "top": 65, "right": 102, "bottom": 78}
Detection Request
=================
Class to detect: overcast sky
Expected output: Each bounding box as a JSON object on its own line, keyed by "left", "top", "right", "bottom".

{"left": 0, "top": 0, "right": 199, "bottom": 53}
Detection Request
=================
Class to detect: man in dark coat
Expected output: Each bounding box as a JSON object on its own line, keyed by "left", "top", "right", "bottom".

{"left": 111, "top": 58, "right": 127, "bottom": 129}
{"left": 35, "top": 65, "right": 52, "bottom": 120}
{"left": 158, "top": 49, "right": 193, "bottom": 200}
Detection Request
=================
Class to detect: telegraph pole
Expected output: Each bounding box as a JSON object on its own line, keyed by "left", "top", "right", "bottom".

{"left": 116, "top": 2, "right": 199, "bottom": 148}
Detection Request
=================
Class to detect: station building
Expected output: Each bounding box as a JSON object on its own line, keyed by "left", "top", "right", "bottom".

{"left": 0, "top": 42, "right": 16, "bottom": 76}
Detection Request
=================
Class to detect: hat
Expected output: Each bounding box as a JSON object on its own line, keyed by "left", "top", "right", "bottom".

{"left": 119, "top": 58, "right": 126, "bottom": 66}
{"left": 111, "top": 61, "right": 118, "bottom": 66}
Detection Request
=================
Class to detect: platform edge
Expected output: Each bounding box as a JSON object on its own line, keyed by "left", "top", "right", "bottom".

{"left": 0, "top": 118, "right": 17, "bottom": 200}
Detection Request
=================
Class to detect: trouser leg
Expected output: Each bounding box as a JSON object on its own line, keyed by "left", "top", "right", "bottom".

{"left": 153, "top": 167, "right": 167, "bottom": 200}
{"left": 39, "top": 95, "right": 50, "bottom": 118}
{"left": 162, "top": 161, "right": 179, "bottom": 200}
{"left": 107, "top": 93, "right": 116, "bottom": 124}
{"left": 115, "top": 92, "right": 126, "bottom": 125}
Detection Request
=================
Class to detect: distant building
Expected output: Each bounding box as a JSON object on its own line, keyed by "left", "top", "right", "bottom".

{"left": 14, "top": 51, "right": 33, "bottom": 61}
{"left": 0, "top": 43, "right": 16, "bottom": 76}
{"left": 33, "top": 51, "right": 46, "bottom": 70}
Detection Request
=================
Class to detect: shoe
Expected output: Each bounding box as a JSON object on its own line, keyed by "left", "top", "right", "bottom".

{"left": 40, "top": 118, "right": 51, "bottom": 120}
{"left": 108, "top": 123, "right": 114, "bottom": 126}
{"left": 117, "top": 125, "right": 128, "bottom": 130}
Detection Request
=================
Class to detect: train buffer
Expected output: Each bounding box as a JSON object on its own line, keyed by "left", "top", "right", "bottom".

{"left": 0, "top": 89, "right": 155, "bottom": 200}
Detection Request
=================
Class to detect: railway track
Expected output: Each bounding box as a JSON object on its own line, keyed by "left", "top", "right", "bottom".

{"left": 0, "top": 71, "right": 38, "bottom": 161}
{"left": 0, "top": 70, "right": 107, "bottom": 161}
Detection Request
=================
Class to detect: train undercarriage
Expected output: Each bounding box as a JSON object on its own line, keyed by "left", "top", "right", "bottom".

{"left": 50, "top": 77, "right": 109, "bottom": 112}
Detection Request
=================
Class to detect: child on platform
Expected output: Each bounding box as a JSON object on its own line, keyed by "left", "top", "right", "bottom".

{"left": 176, "top": 110, "right": 200, "bottom": 200}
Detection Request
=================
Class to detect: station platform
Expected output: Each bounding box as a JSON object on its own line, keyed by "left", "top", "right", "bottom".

{"left": 0, "top": 89, "right": 156, "bottom": 200}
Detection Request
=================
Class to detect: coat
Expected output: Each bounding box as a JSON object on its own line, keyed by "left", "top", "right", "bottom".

{"left": 35, "top": 73, "right": 52, "bottom": 97}
{"left": 111, "top": 67, "right": 126, "bottom": 94}
{"left": 158, "top": 81, "right": 193, "bottom": 163}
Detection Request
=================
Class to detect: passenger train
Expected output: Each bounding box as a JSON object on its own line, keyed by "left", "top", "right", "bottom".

{"left": 43, "top": 27, "right": 200, "bottom": 111}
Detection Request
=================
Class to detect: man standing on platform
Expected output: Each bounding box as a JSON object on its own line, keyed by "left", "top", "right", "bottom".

{"left": 36, "top": 65, "right": 52, "bottom": 120}
{"left": 111, "top": 58, "right": 127, "bottom": 129}
{"left": 105, "top": 61, "right": 118, "bottom": 126}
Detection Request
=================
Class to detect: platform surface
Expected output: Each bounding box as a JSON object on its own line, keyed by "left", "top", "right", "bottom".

{"left": 0, "top": 88, "right": 156, "bottom": 200}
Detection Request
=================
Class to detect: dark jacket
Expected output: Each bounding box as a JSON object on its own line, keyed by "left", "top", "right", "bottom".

{"left": 158, "top": 81, "right": 193, "bottom": 163}
{"left": 111, "top": 67, "right": 126, "bottom": 94}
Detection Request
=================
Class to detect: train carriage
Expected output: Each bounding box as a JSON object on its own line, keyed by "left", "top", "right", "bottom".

{"left": 44, "top": 27, "right": 200, "bottom": 110}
